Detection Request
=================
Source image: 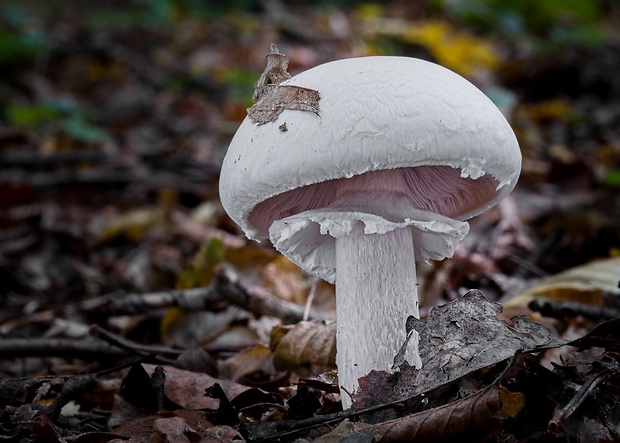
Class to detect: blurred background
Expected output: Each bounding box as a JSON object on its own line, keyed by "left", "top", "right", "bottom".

{"left": 1, "top": 0, "right": 620, "bottom": 358}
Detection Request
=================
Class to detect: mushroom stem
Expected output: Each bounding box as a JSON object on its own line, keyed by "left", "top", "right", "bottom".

{"left": 335, "top": 222, "right": 420, "bottom": 409}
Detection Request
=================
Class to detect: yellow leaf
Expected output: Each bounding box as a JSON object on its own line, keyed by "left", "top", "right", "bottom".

{"left": 160, "top": 307, "right": 185, "bottom": 344}
{"left": 97, "top": 208, "right": 161, "bottom": 242}
{"left": 176, "top": 237, "right": 225, "bottom": 289}
{"left": 503, "top": 257, "right": 620, "bottom": 310}
{"left": 224, "top": 244, "right": 279, "bottom": 272}
{"left": 356, "top": 3, "right": 384, "bottom": 20}
{"left": 526, "top": 99, "right": 576, "bottom": 121}
{"left": 497, "top": 386, "right": 525, "bottom": 419}
{"left": 402, "top": 20, "right": 499, "bottom": 77}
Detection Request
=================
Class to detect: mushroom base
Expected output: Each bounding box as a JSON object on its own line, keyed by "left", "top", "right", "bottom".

{"left": 335, "top": 223, "right": 421, "bottom": 409}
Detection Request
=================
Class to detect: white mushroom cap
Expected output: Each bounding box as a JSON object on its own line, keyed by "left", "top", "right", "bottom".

{"left": 219, "top": 56, "right": 521, "bottom": 281}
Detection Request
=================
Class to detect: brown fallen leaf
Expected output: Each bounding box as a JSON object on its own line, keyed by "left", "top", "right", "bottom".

{"left": 201, "top": 425, "right": 246, "bottom": 442}
{"left": 357, "top": 384, "right": 524, "bottom": 442}
{"left": 270, "top": 320, "right": 336, "bottom": 371}
{"left": 141, "top": 364, "right": 280, "bottom": 411}
{"left": 114, "top": 411, "right": 179, "bottom": 442}
{"left": 152, "top": 415, "right": 202, "bottom": 442}
{"left": 264, "top": 255, "right": 311, "bottom": 305}
{"left": 113, "top": 410, "right": 244, "bottom": 442}
{"left": 219, "top": 344, "right": 275, "bottom": 382}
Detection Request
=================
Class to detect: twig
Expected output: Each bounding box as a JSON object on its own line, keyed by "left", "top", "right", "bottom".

{"left": 90, "top": 324, "right": 181, "bottom": 362}
{"left": 0, "top": 337, "right": 127, "bottom": 360}
{"left": 529, "top": 300, "right": 620, "bottom": 322}
{"left": 247, "top": 394, "right": 424, "bottom": 443}
{"left": 82, "top": 266, "right": 323, "bottom": 324}
{"left": 548, "top": 370, "right": 612, "bottom": 433}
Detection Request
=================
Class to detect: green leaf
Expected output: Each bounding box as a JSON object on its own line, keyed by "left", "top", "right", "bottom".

{"left": 604, "top": 169, "right": 620, "bottom": 187}
{"left": 5, "top": 100, "right": 111, "bottom": 143}
{"left": 5, "top": 103, "right": 61, "bottom": 130}
{"left": 0, "top": 29, "right": 40, "bottom": 63}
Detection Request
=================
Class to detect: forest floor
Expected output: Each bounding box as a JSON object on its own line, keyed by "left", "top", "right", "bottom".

{"left": 1, "top": 1, "right": 620, "bottom": 442}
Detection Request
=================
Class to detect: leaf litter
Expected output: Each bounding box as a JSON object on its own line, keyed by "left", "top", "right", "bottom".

{"left": 1, "top": 1, "right": 620, "bottom": 442}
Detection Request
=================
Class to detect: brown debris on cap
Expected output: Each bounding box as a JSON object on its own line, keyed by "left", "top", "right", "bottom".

{"left": 248, "top": 44, "right": 320, "bottom": 125}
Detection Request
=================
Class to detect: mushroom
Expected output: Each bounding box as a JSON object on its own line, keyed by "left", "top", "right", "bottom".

{"left": 219, "top": 51, "right": 521, "bottom": 408}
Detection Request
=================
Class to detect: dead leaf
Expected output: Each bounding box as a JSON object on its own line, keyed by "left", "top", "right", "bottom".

{"left": 252, "top": 44, "right": 292, "bottom": 103}
{"left": 224, "top": 244, "right": 280, "bottom": 287}
{"left": 201, "top": 425, "right": 246, "bottom": 442}
{"left": 286, "top": 385, "right": 321, "bottom": 419}
{"left": 270, "top": 320, "right": 336, "bottom": 371}
{"left": 264, "top": 255, "right": 310, "bottom": 304}
{"left": 402, "top": 290, "right": 565, "bottom": 398}
{"left": 176, "top": 236, "right": 225, "bottom": 289}
{"left": 96, "top": 207, "right": 162, "bottom": 242}
{"left": 247, "top": 44, "right": 320, "bottom": 125}
{"left": 248, "top": 84, "right": 320, "bottom": 125}
{"left": 353, "top": 291, "right": 594, "bottom": 422}
{"left": 312, "top": 420, "right": 357, "bottom": 443}
{"left": 30, "top": 415, "right": 66, "bottom": 443}
{"left": 113, "top": 410, "right": 224, "bottom": 442}
{"left": 219, "top": 344, "right": 274, "bottom": 382}
{"left": 359, "top": 385, "right": 524, "bottom": 442}
{"left": 503, "top": 256, "right": 620, "bottom": 314}
{"left": 141, "top": 364, "right": 280, "bottom": 411}
{"left": 152, "top": 415, "right": 201, "bottom": 442}
{"left": 174, "top": 347, "right": 219, "bottom": 376}
{"left": 568, "top": 318, "right": 620, "bottom": 351}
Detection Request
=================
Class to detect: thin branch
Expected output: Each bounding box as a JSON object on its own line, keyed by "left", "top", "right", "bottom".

{"left": 82, "top": 266, "right": 323, "bottom": 324}
{"left": 90, "top": 324, "right": 181, "bottom": 362}
{"left": 548, "top": 370, "right": 612, "bottom": 432}
{"left": 0, "top": 337, "right": 127, "bottom": 360}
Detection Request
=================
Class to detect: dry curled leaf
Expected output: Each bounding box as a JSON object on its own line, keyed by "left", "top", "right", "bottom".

{"left": 141, "top": 364, "right": 275, "bottom": 411}
{"left": 386, "top": 290, "right": 565, "bottom": 401}
{"left": 252, "top": 43, "right": 292, "bottom": 103}
{"left": 248, "top": 44, "right": 320, "bottom": 125}
{"left": 359, "top": 385, "right": 524, "bottom": 442}
{"left": 248, "top": 85, "right": 320, "bottom": 125}
{"left": 270, "top": 320, "right": 336, "bottom": 371}
{"left": 568, "top": 318, "right": 620, "bottom": 351}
